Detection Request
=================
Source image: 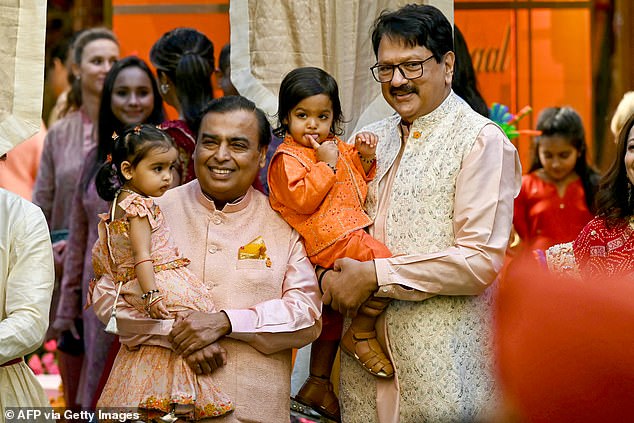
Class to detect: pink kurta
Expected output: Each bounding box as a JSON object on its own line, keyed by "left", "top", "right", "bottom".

{"left": 95, "top": 193, "right": 233, "bottom": 418}
{"left": 32, "top": 109, "right": 94, "bottom": 233}
{"left": 57, "top": 151, "right": 115, "bottom": 407}
{"left": 91, "top": 181, "right": 321, "bottom": 422}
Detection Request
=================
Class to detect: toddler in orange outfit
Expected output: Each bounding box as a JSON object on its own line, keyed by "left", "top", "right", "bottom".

{"left": 268, "top": 67, "right": 393, "bottom": 422}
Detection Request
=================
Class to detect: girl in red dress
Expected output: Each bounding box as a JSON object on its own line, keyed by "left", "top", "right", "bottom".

{"left": 513, "top": 107, "right": 600, "bottom": 256}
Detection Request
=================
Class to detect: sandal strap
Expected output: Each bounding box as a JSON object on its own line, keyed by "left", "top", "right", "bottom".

{"left": 305, "top": 375, "right": 332, "bottom": 386}
{"left": 352, "top": 330, "right": 377, "bottom": 340}
{"left": 356, "top": 338, "right": 395, "bottom": 377}
{"left": 295, "top": 376, "right": 341, "bottom": 421}
{"left": 319, "top": 390, "right": 340, "bottom": 414}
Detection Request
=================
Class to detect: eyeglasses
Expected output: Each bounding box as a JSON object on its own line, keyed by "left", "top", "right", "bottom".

{"left": 370, "top": 55, "right": 435, "bottom": 83}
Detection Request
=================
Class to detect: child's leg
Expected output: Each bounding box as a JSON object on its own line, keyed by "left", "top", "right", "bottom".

{"left": 340, "top": 296, "right": 394, "bottom": 378}
{"left": 294, "top": 305, "right": 342, "bottom": 422}
{"left": 308, "top": 338, "right": 339, "bottom": 379}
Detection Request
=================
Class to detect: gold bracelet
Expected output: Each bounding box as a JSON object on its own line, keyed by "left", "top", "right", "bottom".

{"left": 134, "top": 258, "right": 154, "bottom": 268}
{"left": 147, "top": 295, "right": 163, "bottom": 308}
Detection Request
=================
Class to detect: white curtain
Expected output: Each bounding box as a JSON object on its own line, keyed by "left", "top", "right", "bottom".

{"left": 230, "top": 0, "right": 453, "bottom": 139}
{"left": 0, "top": 0, "right": 46, "bottom": 156}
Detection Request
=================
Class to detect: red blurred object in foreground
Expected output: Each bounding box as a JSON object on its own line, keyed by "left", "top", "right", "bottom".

{"left": 496, "top": 259, "right": 634, "bottom": 423}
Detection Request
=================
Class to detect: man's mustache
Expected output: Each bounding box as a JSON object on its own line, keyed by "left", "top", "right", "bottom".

{"left": 390, "top": 85, "right": 418, "bottom": 96}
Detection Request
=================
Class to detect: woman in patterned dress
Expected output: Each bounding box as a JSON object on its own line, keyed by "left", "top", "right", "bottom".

{"left": 150, "top": 27, "right": 215, "bottom": 185}
{"left": 546, "top": 113, "right": 634, "bottom": 278}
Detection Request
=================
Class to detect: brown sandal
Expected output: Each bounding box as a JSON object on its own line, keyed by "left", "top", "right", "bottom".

{"left": 340, "top": 328, "right": 394, "bottom": 378}
{"left": 294, "top": 375, "right": 341, "bottom": 422}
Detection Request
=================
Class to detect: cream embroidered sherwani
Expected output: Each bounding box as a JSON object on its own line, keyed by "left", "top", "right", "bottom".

{"left": 340, "top": 92, "right": 522, "bottom": 422}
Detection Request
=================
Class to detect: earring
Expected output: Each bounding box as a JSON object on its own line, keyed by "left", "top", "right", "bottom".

{"left": 628, "top": 181, "right": 633, "bottom": 209}
{"left": 160, "top": 83, "right": 169, "bottom": 95}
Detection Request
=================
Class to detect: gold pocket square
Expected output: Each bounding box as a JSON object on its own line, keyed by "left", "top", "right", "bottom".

{"left": 238, "top": 236, "right": 272, "bottom": 267}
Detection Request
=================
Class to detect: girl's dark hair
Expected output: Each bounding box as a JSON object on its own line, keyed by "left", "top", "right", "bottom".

{"left": 84, "top": 56, "right": 165, "bottom": 191}
{"left": 529, "top": 107, "right": 600, "bottom": 212}
{"left": 595, "top": 113, "right": 634, "bottom": 223}
{"left": 452, "top": 26, "right": 488, "bottom": 117}
{"left": 371, "top": 4, "right": 453, "bottom": 62}
{"left": 149, "top": 28, "right": 215, "bottom": 132}
{"left": 63, "top": 28, "right": 119, "bottom": 116}
{"left": 198, "top": 95, "right": 271, "bottom": 149}
{"left": 96, "top": 125, "right": 175, "bottom": 201}
{"left": 218, "top": 43, "right": 231, "bottom": 75}
{"left": 273, "top": 67, "right": 344, "bottom": 138}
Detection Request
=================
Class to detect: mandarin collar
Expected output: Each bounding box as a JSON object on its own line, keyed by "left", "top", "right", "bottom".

{"left": 195, "top": 182, "right": 253, "bottom": 213}
{"left": 411, "top": 90, "right": 456, "bottom": 130}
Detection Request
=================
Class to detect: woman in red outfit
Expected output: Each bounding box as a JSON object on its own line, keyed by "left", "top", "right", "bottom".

{"left": 546, "top": 113, "right": 634, "bottom": 279}
{"left": 513, "top": 107, "right": 600, "bottom": 257}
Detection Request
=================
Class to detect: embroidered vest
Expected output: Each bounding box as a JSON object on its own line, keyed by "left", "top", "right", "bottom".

{"left": 269, "top": 136, "right": 372, "bottom": 256}
{"left": 341, "top": 93, "right": 503, "bottom": 422}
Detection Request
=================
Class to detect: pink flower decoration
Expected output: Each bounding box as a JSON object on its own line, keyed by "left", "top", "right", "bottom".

{"left": 43, "top": 339, "right": 57, "bottom": 352}
{"left": 27, "top": 354, "right": 43, "bottom": 375}
{"left": 41, "top": 352, "right": 55, "bottom": 367}
{"left": 46, "top": 363, "right": 60, "bottom": 375}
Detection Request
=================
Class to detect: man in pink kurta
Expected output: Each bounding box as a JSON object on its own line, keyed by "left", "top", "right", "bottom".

{"left": 91, "top": 96, "right": 321, "bottom": 422}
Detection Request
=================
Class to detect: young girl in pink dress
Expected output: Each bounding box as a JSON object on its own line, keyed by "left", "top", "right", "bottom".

{"left": 92, "top": 124, "right": 233, "bottom": 421}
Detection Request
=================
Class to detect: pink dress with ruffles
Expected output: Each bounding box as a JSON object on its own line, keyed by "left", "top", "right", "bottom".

{"left": 95, "top": 192, "right": 233, "bottom": 420}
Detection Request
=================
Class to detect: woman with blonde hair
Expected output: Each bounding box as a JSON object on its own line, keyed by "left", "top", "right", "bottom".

{"left": 610, "top": 91, "right": 634, "bottom": 141}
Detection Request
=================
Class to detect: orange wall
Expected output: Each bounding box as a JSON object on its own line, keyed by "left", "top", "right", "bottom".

{"left": 112, "top": 1, "right": 593, "bottom": 172}
{"left": 112, "top": 0, "right": 230, "bottom": 118}
{"left": 456, "top": 4, "right": 593, "bottom": 170}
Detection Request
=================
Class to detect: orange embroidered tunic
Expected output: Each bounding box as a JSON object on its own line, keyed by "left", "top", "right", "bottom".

{"left": 268, "top": 135, "right": 375, "bottom": 259}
